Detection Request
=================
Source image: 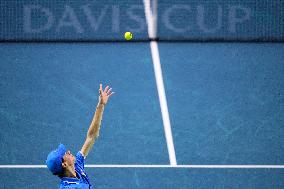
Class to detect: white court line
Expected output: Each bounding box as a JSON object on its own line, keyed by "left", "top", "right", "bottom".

{"left": 143, "top": 0, "right": 177, "bottom": 166}
{"left": 0, "top": 165, "right": 283, "bottom": 169}
{"left": 149, "top": 42, "right": 177, "bottom": 166}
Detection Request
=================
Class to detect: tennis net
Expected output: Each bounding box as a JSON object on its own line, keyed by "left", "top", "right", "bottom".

{"left": 0, "top": 0, "right": 283, "bottom": 42}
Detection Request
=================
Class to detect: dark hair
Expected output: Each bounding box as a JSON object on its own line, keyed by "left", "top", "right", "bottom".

{"left": 57, "top": 172, "right": 64, "bottom": 178}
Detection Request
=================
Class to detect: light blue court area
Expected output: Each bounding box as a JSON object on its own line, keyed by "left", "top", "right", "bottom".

{"left": 0, "top": 42, "right": 284, "bottom": 188}
{"left": 0, "top": 43, "right": 168, "bottom": 165}
{"left": 159, "top": 43, "right": 284, "bottom": 165}
{"left": 0, "top": 168, "right": 284, "bottom": 188}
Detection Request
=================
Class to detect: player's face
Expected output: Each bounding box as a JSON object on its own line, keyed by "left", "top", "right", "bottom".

{"left": 62, "top": 150, "right": 75, "bottom": 166}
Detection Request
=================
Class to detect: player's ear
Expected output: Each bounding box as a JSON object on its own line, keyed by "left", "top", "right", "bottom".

{"left": 62, "top": 162, "right": 67, "bottom": 168}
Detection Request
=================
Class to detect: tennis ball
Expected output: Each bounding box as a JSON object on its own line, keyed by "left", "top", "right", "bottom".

{"left": 124, "top": 32, "right": 133, "bottom": 40}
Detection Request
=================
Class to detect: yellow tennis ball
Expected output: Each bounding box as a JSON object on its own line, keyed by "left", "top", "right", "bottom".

{"left": 124, "top": 32, "right": 133, "bottom": 40}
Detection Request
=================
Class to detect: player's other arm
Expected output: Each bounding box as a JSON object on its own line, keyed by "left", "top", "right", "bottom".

{"left": 80, "top": 84, "right": 114, "bottom": 158}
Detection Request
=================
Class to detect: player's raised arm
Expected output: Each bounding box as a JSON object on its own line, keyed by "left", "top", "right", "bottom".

{"left": 80, "top": 84, "right": 114, "bottom": 158}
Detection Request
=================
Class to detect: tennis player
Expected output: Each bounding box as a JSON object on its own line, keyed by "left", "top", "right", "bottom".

{"left": 46, "top": 84, "right": 114, "bottom": 189}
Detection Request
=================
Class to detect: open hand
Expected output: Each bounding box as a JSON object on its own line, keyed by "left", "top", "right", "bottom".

{"left": 99, "top": 84, "right": 114, "bottom": 105}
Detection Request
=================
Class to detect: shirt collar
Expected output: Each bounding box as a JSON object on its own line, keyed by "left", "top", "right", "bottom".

{"left": 61, "top": 173, "right": 80, "bottom": 184}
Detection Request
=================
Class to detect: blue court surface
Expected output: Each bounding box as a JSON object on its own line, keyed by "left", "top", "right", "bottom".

{"left": 0, "top": 42, "right": 284, "bottom": 188}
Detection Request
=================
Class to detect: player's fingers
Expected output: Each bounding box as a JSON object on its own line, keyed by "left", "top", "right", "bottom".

{"left": 107, "top": 88, "right": 112, "bottom": 95}
{"left": 108, "top": 92, "right": 115, "bottom": 97}
{"left": 99, "top": 84, "right": 103, "bottom": 94}
{"left": 99, "top": 84, "right": 103, "bottom": 95}
{"left": 104, "top": 86, "right": 109, "bottom": 93}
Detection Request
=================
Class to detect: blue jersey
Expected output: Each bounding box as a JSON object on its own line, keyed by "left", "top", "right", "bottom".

{"left": 59, "top": 151, "right": 92, "bottom": 189}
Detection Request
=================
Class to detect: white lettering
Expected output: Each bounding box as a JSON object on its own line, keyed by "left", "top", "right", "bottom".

{"left": 228, "top": 6, "right": 250, "bottom": 33}
{"left": 163, "top": 5, "right": 191, "bottom": 33}
{"left": 82, "top": 4, "right": 108, "bottom": 32}
{"left": 23, "top": 5, "right": 54, "bottom": 33}
{"left": 126, "top": 5, "right": 145, "bottom": 33}
{"left": 22, "top": 4, "right": 252, "bottom": 38}
{"left": 197, "top": 5, "right": 222, "bottom": 33}
{"left": 56, "top": 5, "right": 83, "bottom": 33}
{"left": 112, "top": 5, "right": 120, "bottom": 33}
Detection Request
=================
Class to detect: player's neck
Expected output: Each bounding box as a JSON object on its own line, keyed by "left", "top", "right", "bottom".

{"left": 64, "top": 167, "right": 76, "bottom": 178}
